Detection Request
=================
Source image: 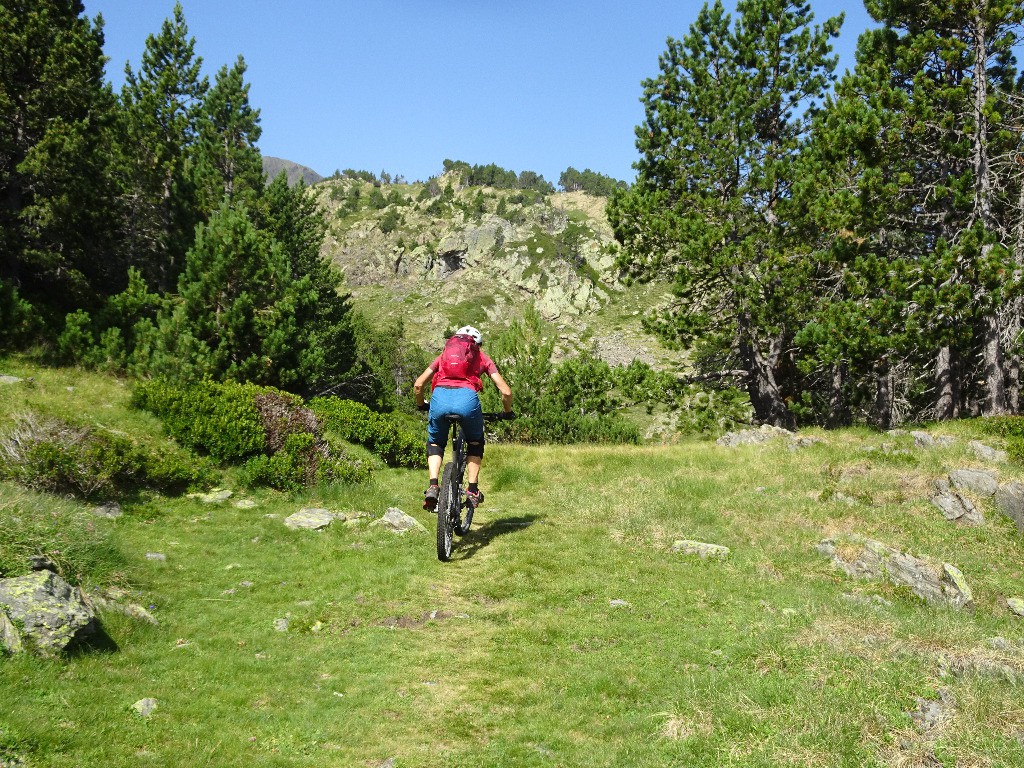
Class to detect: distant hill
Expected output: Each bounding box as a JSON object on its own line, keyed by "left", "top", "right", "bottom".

{"left": 262, "top": 156, "right": 323, "bottom": 187}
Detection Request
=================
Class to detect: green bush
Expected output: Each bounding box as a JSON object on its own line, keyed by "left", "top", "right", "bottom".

{"left": 132, "top": 379, "right": 267, "bottom": 461}
{"left": 0, "top": 414, "right": 212, "bottom": 500}
{"left": 240, "top": 432, "right": 369, "bottom": 492}
{"left": 310, "top": 397, "right": 424, "bottom": 468}
{"left": 134, "top": 380, "right": 371, "bottom": 489}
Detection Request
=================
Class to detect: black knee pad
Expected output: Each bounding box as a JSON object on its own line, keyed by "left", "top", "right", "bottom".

{"left": 426, "top": 442, "right": 445, "bottom": 458}
{"left": 466, "top": 440, "right": 484, "bottom": 459}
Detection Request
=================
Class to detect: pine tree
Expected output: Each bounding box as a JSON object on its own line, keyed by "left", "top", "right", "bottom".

{"left": 119, "top": 2, "right": 208, "bottom": 292}
{"left": 608, "top": 0, "right": 841, "bottom": 426}
{"left": 252, "top": 174, "right": 357, "bottom": 394}
{"left": 0, "top": 0, "right": 121, "bottom": 313}
{"left": 155, "top": 203, "right": 311, "bottom": 388}
{"left": 192, "top": 55, "right": 264, "bottom": 213}
{"left": 804, "top": 0, "right": 1024, "bottom": 422}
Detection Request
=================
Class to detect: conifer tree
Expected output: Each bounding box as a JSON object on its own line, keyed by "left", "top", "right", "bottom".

{"left": 193, "top": 55, "right": 264, "bottom": 213}
{"left": 155, "top": 203, "right": 311, "bottom": 388}
{"left": 608, "top": 0, "right": 841, "bottom": 426}
{"left": 119, "top": 2, "right": 208, "bottom": 292}
{"left": 0, "top": 0, "right": 120, "bottom": 312}
{"left": 804, "top": 0, "right": 1023, "bottom": 422}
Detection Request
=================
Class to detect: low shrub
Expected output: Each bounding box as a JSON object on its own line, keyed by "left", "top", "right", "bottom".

{"left": 132, "top": 379, "right": 267, "bottom": 461}
{"left": 135, "top": 380, "right": 372, "bottom": 489}
{"left": 0, "top": 413, "right": 211, "bottom": 501}
{"left": 240, "top": 432, "right": 369, "bottom": 492}
{"left": 310, "top": 397, "right": 424, "bottom": 468}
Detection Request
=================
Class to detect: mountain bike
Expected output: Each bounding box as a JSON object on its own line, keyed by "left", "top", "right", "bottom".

{"left": 434, "top": 411, "right": 513, "bottom": 562}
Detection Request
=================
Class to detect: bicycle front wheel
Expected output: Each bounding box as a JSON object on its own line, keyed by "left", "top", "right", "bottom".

{"left": 435, "top": 462, "right": 457, "bottom": 561}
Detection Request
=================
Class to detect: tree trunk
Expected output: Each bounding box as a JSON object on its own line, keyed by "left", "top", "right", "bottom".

{"left": 982, "top": 312, "right": 1009, "bottom": 415}
{"left": 826, "top": 363, "right": 849, "bottom": 428}
{"left": 935, "top": 346, "right": 959, "bottom": 420}
{"left": 970, "top": 5, "right": 994, "bottom": 229}
{"left": 875, "top": 362, "right": 894, "bottom": 430}
{"left": 738, "top": 315, "right": 792, "bottom": 428}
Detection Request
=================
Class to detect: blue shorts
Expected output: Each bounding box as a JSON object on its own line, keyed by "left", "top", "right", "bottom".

{"left": 428, "top": 386, "right": 484, "bottom": 449}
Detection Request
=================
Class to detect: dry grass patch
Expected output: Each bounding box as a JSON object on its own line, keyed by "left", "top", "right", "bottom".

{"left": 660, "top": 709, "right": 714, "bottom": 741}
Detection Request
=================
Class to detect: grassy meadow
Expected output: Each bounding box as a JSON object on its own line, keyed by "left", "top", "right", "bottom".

{"left": 1, "top": 362, "right": 1023, "bottom": 767}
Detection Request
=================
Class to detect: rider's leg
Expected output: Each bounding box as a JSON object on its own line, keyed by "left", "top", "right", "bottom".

{"left": 466, "top": 454, "right": 481, "bottom": 483}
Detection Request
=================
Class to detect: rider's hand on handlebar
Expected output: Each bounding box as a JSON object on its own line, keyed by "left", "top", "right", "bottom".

{"left": 417, "top": 401, "right": 429, "bottom": 412}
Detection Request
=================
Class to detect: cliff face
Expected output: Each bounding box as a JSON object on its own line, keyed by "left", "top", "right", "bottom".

{"left": 315, "top": 174, "right": 678, "bottom": 366}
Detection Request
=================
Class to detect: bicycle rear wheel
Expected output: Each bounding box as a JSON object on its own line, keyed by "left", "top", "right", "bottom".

{"left": 435, "top": 462, "right": 457, "bottom": 561}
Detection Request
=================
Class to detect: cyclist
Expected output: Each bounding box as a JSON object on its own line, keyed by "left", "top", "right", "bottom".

{"left": 413, "top": 325, "right": 513, "bottom": 511}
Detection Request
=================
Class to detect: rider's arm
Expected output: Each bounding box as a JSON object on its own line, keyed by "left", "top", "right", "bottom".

{"left": 489, "top": 371, "right": 513, "bottom": 412}
{"left": 413, "top": 365, "right": 435, "bottom": 408}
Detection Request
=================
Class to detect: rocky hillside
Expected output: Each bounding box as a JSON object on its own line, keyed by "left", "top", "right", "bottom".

{"left": 313, "top": 173, "right": 681, "bottom": 366}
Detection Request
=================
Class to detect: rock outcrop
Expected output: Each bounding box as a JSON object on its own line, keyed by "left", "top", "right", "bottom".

{"left": 0, "top": 571, "right": 95, "bottom": 656}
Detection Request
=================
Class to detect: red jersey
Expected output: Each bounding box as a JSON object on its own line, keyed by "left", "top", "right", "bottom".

{"left": 431, "top": 348, "right": 498, "bottom": 392}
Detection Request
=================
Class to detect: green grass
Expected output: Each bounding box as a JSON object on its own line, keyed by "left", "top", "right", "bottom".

{"left": 2, "top": 363, "right": 1024, "bottom": 766}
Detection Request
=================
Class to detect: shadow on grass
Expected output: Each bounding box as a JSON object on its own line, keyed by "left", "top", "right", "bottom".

{"left": 70, "top": 622, "right": 120, "bottom": 656}
{"left": 450, "top": 514, "right": 541, "bottom": 561}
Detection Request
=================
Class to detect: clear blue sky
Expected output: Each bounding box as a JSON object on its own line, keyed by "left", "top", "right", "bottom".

{"left": 84, "top": 0, "right": 875, "bottom": 185}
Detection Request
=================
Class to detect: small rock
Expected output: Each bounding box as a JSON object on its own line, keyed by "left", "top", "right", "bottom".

{"left": 372, "top": 508, "right": 428, "bottom": 534}
{"left": 609, "top": 599, "right": 630, "bottom": 608}
{"left": 233, "top": 499, "right": 258, "bottom": 509}
{"left": 1007, "top": 598, "right": 1024, "bottom": 617}
{"left": 987, "top": 637, "right": 1013, "bottom": 651}
{"left": 908, "top": 691, "right": 953, "bottom": 732}
{"left": 672, "top": 540, "right": 731, "bottom": 559}
{"left": 832, "top": 492, "right": 858, "bottom": 506}
{"left": 145, "top": 552, "right": 166, "bottom": 562}
{"left": 188, "top": 488, "right": 233, "bottom": 503}
{"left": 132, "top": 698, "right": 159, "bottom": 718}
{"left": 284, "top": 508, "right": 336, "bottom": 531}
{"left": 92, "top": 502, "right": 122, "bottom": 519}
{"left": 0, "top": 375, "right": 23, "bottom": 384}
{"left": 969, "top": 440, "right": 1008, "bottom": 463}
{"left": 273, "top": 618, "right": 289, "bottom": 632}
{"left": 239, "top": 581, "right": 253, "bottom": 588}
{"left": 28, "top": 555, "right": 57, "bottom": 572}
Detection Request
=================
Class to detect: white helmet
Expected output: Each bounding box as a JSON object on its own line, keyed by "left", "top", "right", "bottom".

{"left": 456, "top": 325, "right": 482, "bottom": 344}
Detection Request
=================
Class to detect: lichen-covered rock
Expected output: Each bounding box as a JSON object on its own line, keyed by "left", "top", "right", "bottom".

{"left": 817, "top": 535, "right": 973, "bottom": 610}
{"left": 1008, "top": 598, "right": 1024, "bottom": 617}
{"left": 0, "top": 571, "right": 95, "bottom": 655}
{"left": 0, "top": 607, "right": 23, "bottom": 654}
{"left": 910, "top": 431, "right": 956, "bottom": 449}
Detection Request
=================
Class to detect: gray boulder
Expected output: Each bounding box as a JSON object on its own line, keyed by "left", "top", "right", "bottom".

{"left": 948, "top": 469, "right": 999, "bottom": 497}
{"left": 995, "top": 482, "right": 1024, "bottom": 532}
{"left": 930, "top": 479, "right": 984, "bottom": 525}
{"left": 284, "top": 507, "right": 338, "bottom": 531}
{"left": 817, "top": 535, "right": 973, "bottom": 610}
{"left": 969, "top": 440, "right": 1008, "bottom": 463}
{"left": 0, "top": 571, "right": 95, "bottom": 655}
{"left": 0, "top": 608, "right": 23, "bottom": 654}
{"left": 910, "top": 431, "right": 956, "bottom": 449}
{"left": 372, "top": 507, "right": 428, "bottom": 534}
